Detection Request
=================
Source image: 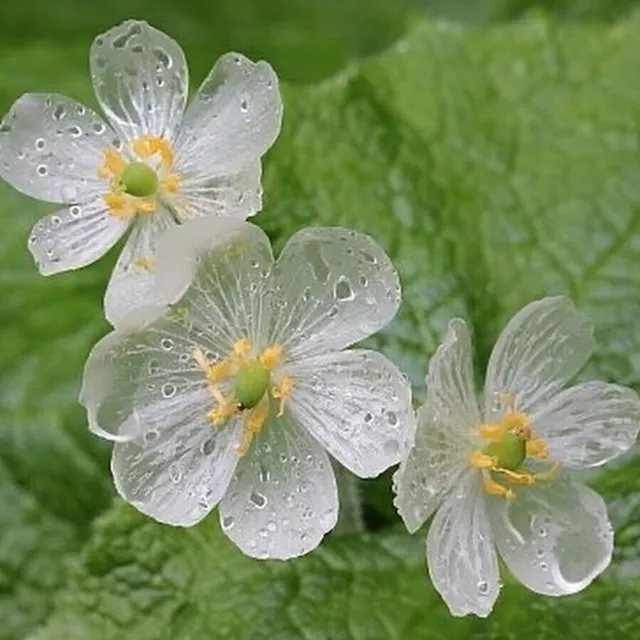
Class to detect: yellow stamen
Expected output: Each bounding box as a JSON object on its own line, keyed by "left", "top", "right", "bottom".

{"left": 131, "top": 135, "right": 174, "bottom": 169}
{"left": 236, "top": 396, "right": 270, "bottom": 456}
{"left": 133, "top": 257, "right": 154, "bottom": 271}
{"left": 135, "top": 198, "right": 156, "bottom": 215}
{"left": 478, "top": 423, "right": 507, "bottom": 443}
{"left": 534, "top": 461, "right": 562, "bottom": 482}
{"left": 271, "top": 376, "right": 293, "bottom": 417}
{"left": 482, "top": 471, "right": 515, "bottom": 501}
{"left": 192, "top": 348, "right": 233, "bottom": 387}
{"left": 102, "top": 193, "right": 136, "bottom": 219}
{"left": 468, "top": 451, "right": 498, "bottom": 469}
{"left": 97, "top": 148, "right": 126, "bottom": 179}
{"left": 259, "top": 345, "right": 283, "bottom": 369}
{"left": 161, "top": 174, "right": 180, "bottom": 193}
{"left": 526, "top": 438, "right": 549, "bottom": 459}
{"left": 495, "top": 468, "right": 535, "bottom": 486}
{"left": 207, "top": 394, "right": 239, "bottom": 425}
{"left": 233, "top": 338, "right": 252, "bottom": 360}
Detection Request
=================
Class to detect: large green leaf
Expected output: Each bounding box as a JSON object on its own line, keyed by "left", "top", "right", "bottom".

{"left": 27, "top": 10, "right": 640, "bottom": 638}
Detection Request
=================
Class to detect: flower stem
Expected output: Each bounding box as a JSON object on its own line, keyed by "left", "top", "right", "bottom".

{"left": 332, "top": 461, "right": 365, "bottom": 534}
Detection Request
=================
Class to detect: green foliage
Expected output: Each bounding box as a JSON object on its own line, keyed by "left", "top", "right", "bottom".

{"left": 0, "top": 1, "right": 640, "bottom": 639}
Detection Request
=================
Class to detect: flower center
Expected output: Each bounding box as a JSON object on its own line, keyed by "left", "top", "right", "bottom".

{"left": 97, "top": 135, "right": 181, "bottom": 221}
{"left": 234, "top": 360, "right": 271, "bottom": 410}
{"left": 467, "top": 393, "right": 560, "bottom": 501}
{"left": 121, "top": 161, "right": 159, "bottom": 197}
{"left": 192, "top": 339, "right": 294, "bottom": 456}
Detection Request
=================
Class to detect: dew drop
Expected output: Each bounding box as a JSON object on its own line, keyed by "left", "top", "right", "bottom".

{"left": 92, "top": 121, "right": 106, "bottom": 134}
{"left": 34, "top": 138, "right": 45, "bottom": 150}
{"left": 37, "top": 164, "right": 48, "bottom": 176}
{"left": 386, "top": 411, "right": 399, "bottom": 426}
{"left": 258, "top": 462, "right": 270, "bottom": 483}
{"left": 202, "top": 438, "right": 215, "bottom": 456}
{"left": 477, "top": 580, "right": 489, "bottom": 594}
{"left": 153, "top": 47, "right": 172, "bottom": 69}
{"left": 249, "top": 491, "right": 267, "bottom": 509}
{"left": 334, "top": 276, "right": 355, "bottom": 301}
{"left": 161, "top": 337, "right": 174, "bottom": 351}
{"left": 266, "top": 520, "right": 277, "bottom": 532}
{"left": 162, "top": 382, "right": 176, "bottom": 398}
{"left": 240, "top": 99, "right": 248, "bottom": 112}
{"left": 52, "top": 104, "right": 66, "bottom": 121}
{"left": 363, "top": 412, "right": 373, "bottom": 423}
{"left": 169, "top": 465, "right": 182, "bottom": 483}
{"left": 144, "top": 429, "right": 159, "bottom": 443}
{"left": 221, "top": 515, "right": 234, "bottom": 530}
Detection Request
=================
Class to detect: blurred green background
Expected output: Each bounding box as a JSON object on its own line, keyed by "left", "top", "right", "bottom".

{"left": 2, "top": 0, "right": 640, "bottom": 638}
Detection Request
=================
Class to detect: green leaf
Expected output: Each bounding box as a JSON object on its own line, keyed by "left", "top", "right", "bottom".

{"left": 31, "top": 501, "right": 640, "bottom": 640}
{"left": 27, "top": 10, "right": 640, "bottom": 638}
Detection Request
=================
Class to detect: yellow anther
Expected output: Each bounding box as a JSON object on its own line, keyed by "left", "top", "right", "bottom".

{"left": 271, "top": 376, "right": 293, "bottom": 417}
{"left": 135, "top": 198, "right": 156, "bottom": 215}
{"left": 478, "top": 423, "right": 507, "bottom": 443}
{"left": 103, "top": 193, "right": 135, "bottom": 219}
{"left": 259, "top": 345, "right": 283, "bottom": 369}
{"left": 133, "top": 257, "right": 154, "bottom": 272}
{"left": 97, "top": 148, "right": 126, "bottom": 179}
{"left": 468, "top": 451, "right": 498, "bottom": 470}
{"left": 534, "top": 461, "right": 562, "bottom": 482}
{"left": 161, "top": 174, "right": 180, "bottom": 193}
{"left": 131, "top": 135, "right": 174, "bottom": 169}
{"left": 526, "top": 438, "right": 549, "bottom": 459}
{"left": 207, "top": 394, "right": 239, "bottom": 425}
{"left": 482, "top": 471, "right": 515, "bottom": 501}
{"left": 233, "top": 338, "right": 252, "bottom": 359}
{"left": 236, "top": 396, "right": 270, "bottom": 456}
{"left": 192, "top": 348, "right": 233, "bottom": 387}
{"left": 495, "top": 468, "right": 535, "bottom": 486}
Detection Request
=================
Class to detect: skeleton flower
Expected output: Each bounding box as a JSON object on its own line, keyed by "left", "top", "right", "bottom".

{"left": 81, "top": 216, "right": 414, "bottom": 559}
{"left": 0, "top": 20, "right": 282, "bottom": 326}
{"left": 394, "top": 297, "right": 640, "bottom": 617}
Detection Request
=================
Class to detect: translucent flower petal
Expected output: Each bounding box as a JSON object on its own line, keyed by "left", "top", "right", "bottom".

{"left": 91, "top": 20, "right": 188, "bottom": 140}
{"left": 154, "top": 216, "right": 274, "bottom": 354}
{"left": 174, "top": 52, "right": 282, "bottom": 178}
{"left": 219, "top": 414, "right": 338, "bottom": 560}
{"left": 394, "top": 319, "right": 480, "bottom": 532}
{"left": 287, "top": 349, "right": 414, "bottom": 478}
{"left": 104, "top": 209, "right": 176, "bottom": 327}
{"left": 173, "top": 160, "right": 262, "bottom": 221}
{"left": 81, "top": 313, "right": 217, "bottom": 442}
{"left": 0, "top": 93, "right": 116, "bottom": 203}
{"left": 487, "top": 479, "right": 613, "bottom": 596}
{"left": 28, "top": 198, "right": 129, "bottom": 275}
{"left": 269, "top": 227, "right": 401, "bottom": 359}
{"left": 427, "top": 472, "right": 500, "bottom": 618}
{"left": 484, "top": 297, "right": 595, "bottom": 416}
{"left": 532, "top": 381, "right": 640, "bottom": 468}
{"left": 111, "top": 410, "right": 241, "bottom": 527}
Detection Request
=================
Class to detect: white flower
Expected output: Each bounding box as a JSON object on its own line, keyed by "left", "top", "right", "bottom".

{"left": 80, "top": 216, "right": 415, "bottom": 559}
{"left": 0, "top": 20, "right": 282, "bottom": 326}
{"left": 394, "top": 297, "right": 640, "bottom": 617}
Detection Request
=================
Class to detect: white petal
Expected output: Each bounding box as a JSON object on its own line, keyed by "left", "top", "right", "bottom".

{"left": 172, "top": 160, "right": 262, "bottom": 221}
{"left": 484, "top": 297, "right": 595, "bottom": 416}
{"left": 174, "top": 52, "right": 282, "bottom": 178}
{"left": 28, "top": 198, "right": 128, "bottom": 275}
{"left": 154, "top": 216, "right": 274, "bottom": 353}
{"left": 104, "top": 209, "right": 176, "bottom": 327}
{"left": 394, "top": 319, "right": 480, "bottom": 532}
{"left": 91, "top": 20, "right": 188, "bottom": 140}
{"left": 81, "top": 313, "right": 218, "bottom": 442}
{"left": 219, "top": 414, "right": 338, "bottom": 560}
{"left": 427, "top": 472, "right": 500, "bottom": 618}
{"left": 269, "top": 227, "right": 401, "bottom": 359}
{"left": 487, "top": 480, "right": 613, "bottom": 596}
{"left": 0, "top": 93, "right": 116, "bottom": 203}
{"left": 112, "top": 411, "right": 241, "bottom": 527}
{"left": 287, "top": 349, "right": 414, "bottom": 478}
{"left": 532, "top": 382, "right": 640, "bottom": 468}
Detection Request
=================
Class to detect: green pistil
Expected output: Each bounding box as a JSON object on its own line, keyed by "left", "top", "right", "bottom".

{"left": 483, "top": 432, "right": 526, "bottom": 471}
{"left": 234, "top": 360, "right": 270, "bottom": 409}
{"left": 121, "top": 161, "right": 158, "bottom": 197}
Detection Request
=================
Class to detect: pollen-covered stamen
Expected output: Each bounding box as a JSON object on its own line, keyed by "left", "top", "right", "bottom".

{"left": 469, "top": 394, "right": 560, "bottom": 500}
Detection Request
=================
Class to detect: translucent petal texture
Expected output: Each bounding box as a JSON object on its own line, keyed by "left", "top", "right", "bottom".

{"left": 287, "top": 349, "right": 414, "bottom": 478}
{"left": 394, "top": 319, "right": 480, "bottom": 532}
{"left": 174, "top": 52, "right": 282, "bottom": 178}
{"left": 531, "top": 381, "right": 640, "bottom": 468}
{"left": 155, "top": 217, "right": 274, "bottom": 353}
{"left": 426, "top": 473, "right": 500, "bottom": 618}
{"left": 0, "top": 93, "right": 116, "bottom": 203}
{"left": 487, "top": 480, "right": 613, "bottom": 596}
{"left": 269, "top": 227, "right": 401, "bottom": 360}
{"left": 174, "top": 160, "right": 262, "bottom": 221}
{"left": 219, "top": 414, "right": 338, "bottom": 560}
{"left": 104, "top": 210, "right": 176, "bottom": 327}
{"left": 484, "top": 297, "right": 595, "bottom": 417}
{"left": 112, "top": 411, "right": 241, "bottom": 526}
{"left": 90, "top": 20, "right": 188, "bottom": 141}
{"left": 28, "top": 198, "right": 129, "bottom": 275}
{"left": 81, "top": 312, "right": 218, "bottom": 442}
